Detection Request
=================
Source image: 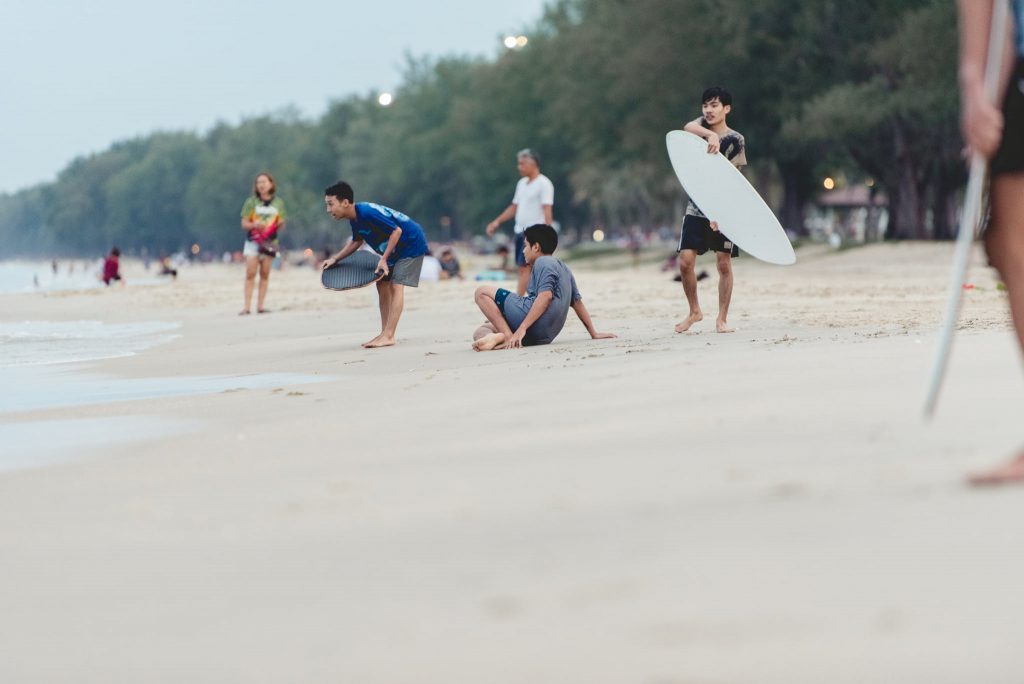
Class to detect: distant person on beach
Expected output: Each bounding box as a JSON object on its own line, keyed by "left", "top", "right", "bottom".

{"left": 321, "top": 181, "right": 429, "bottom": 348}
{"left": 159, "top": 256, "right": 178, "bottom": 279}
{"left": 102, "top": 248, "right": 122, "bottom": 286}
{"left": 961, "top": 0, "right": 1024, "bottom": 485}
{"left": 675, "top": 86, "right": 746, "bottom": 335}
{"left": 240, "top": 172, "right": 286, "bottom": 315}
{"left": 493, "top": 244, "right": 514, "bottom": 273}
{"left": 472, "top": 224, "right": 615, "bottom": 351}
{"left": 439, "top": 248, "right": 463, "bottom": 280}
{"left": 485, "top": 149, "right": 554, "bottom": 296}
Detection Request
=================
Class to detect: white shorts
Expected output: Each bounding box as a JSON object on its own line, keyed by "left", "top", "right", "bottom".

{"left": 242, "top": 240, "right": 263, "bottom": 258}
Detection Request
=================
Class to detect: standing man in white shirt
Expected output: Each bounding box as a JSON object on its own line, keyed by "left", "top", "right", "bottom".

{"left": 486, "top": 149, "right": 554, "bottom": 295}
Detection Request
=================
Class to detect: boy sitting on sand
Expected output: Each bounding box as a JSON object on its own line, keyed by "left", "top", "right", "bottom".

{"left": 472, "top": 224, "right": 615, "bottom": 350}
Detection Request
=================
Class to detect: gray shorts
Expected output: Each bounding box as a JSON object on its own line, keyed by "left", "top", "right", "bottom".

{"left": 384, "top": 255, "right": 424, "bottom": 287}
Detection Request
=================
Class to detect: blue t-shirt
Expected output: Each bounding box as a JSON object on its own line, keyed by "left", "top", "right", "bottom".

{"left": 350, "top": 202, "right": 429, "bottom": 262}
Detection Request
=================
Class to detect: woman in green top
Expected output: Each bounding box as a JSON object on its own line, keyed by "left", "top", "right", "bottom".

{"left": 239, "top": 172, "right": 286, "bottom": 314}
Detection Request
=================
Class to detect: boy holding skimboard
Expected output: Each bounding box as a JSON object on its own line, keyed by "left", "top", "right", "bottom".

{"left": 472, "top": 224, "right": 615, "bottom": 350}
{"left": 676, "top": 86, "right": 746, "bottom": 334}
{"left": 322, "top": 181, "right": 429, "bottom": 348}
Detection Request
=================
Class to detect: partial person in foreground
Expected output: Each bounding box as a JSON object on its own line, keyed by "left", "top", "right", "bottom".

{"left": 240, "top": 172, "right": 286, "bottom": 315}
{"left": 485, "top": 149, "right": 554, "bottom": 296}
{"left": 675, "top": 86, "right": 746, "bottom": 334}
{"left": 472, "top": 224, "right": 615, "bottom": 350}
{"left": 960, "top": 0, "right": 1024, "bottom": 485}
{"left": 322, "top": 181, "right": 429, "bottom": 348}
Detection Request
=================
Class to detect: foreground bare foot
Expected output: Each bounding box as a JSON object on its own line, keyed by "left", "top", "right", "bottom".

{"left": 361, "top": 334, "right": 383, "bottom": 348}
{"left": 675, "top": 312, "right": 703, "bottom": 333}
{"left": 473, "top": 332, "right": 507, "bottom": 351}
{"left": 716, "top": 319, "right": 735, "bottom": 333}
{"left": 365, "top": 336, "right": 396, "bottom": 349}
{"left": 967, "top": 454, "right": 1024, "bottom": 486}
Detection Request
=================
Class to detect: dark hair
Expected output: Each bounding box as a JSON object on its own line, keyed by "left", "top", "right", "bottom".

{"left": 110, "top": 247, "right": 121, "bottom": 257}
{"left": 701, "top": 86, "right": 732, "bottom": 107}
{"left": 496, "top": 245, "right": 509, "bottom": 254}
{"left": 523, "top": 224, "right": 558, "bottom": 255}
{"left": 253, "top": 172, "right": 277, "bottom": 198}
{"left": 324, "top": 181, "right": 354, "bottom": 202}
{"left": 517, "top": 148, "right": 541, "bottom": 167}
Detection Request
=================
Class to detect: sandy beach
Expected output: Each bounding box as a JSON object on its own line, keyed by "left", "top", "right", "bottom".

{"left": 1, "top": 242, "right": 1022, "bottom": 683}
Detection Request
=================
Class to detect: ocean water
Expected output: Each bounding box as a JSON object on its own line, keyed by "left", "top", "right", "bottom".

{"left": 0, "top": 320, "right": 181, "bottom": 368}
{"left": 0, "top": 260, "right": 106, "bottom": 294}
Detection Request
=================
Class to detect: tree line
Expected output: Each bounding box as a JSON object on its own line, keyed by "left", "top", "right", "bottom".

{"left": 0, "top": 0, "right": 960, "bottom": 257}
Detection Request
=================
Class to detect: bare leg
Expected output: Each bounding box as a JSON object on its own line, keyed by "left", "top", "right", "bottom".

{"left": 241, "top": 256, "right": 258, "bottom": 314}
{"left": 967, "top": 174, "right": 1024, "bottom": 485}
{"left": 516, "top": 265, "right": 531, "bottom": 296}
{"left": 364, "top": 280, "right": 392, "bottom": 347}
{"left": 366, "top": 283, "right": 404, "bottom": 348}
{"left": 675, "top": 250, "right": 703, "bottom": 332}
{"left": 472, "top": 323, "right": 507, "bottom": 351}
{"left": 716, "top": 251, "right": 735, "bottom": 333}
{"left": 473, "top": 287, "right": 514, "bottom": 351}
{"left": 256, "top": 257, "right": 272, "bottom": 312}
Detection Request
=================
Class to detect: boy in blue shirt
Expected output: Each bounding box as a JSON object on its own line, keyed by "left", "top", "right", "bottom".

{"left": 472, "top": 224, "right": 615, "bottom": 350}
{"left": 322, "top": 181, "right": 429, "bottom": 348}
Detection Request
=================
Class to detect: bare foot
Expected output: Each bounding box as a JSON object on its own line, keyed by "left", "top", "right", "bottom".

{"left": 472, "top": 332, "right": 507, "bottom": 351}
{"left": 967, "top": 454, "right": 1024, "bottom": 486}
{"left": 716, "top": 319, "right": 735, "bottom": 333}
{"left": 361, "top": 334, "right": 383, "bottom": 348}
{"left": 238, "top": 309, "right": 251, "bottom": 316}
{"left": 365, "top": 336, "right": 396, "bottom": 349}
{"left": 675, "top": 312, "right": 703, "bottom": 333}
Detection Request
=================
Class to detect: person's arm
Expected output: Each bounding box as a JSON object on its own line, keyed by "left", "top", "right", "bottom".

{"left": 957, "top": 0, "right": 1015, "bottom": 158}
{"left": 683, "top": 117, "right": 720, "bottom": 154}
{"left": 486, "top": 204, "right": 517, "bottom": 235}
{"left": 506, "top": 291, "right": 553, "bottom": 349}
{"left": 376, "top": 228, "right": 402, "bottom": 276}
{"left": 571, "top": 299, "right": 616, "bottom": 340}
{"left": 322, "top": 237, "right": 363, "bottom": 270}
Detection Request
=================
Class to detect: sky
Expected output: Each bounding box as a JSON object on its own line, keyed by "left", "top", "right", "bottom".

{"left": 0, "top": 0, "right": 550, "bottom": 194}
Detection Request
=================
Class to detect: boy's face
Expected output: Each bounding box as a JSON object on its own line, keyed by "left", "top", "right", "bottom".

{"left": 517, "top": 156, "right": 538, "bottom": 177}
{"left": 324, "top": 195, "right": 351, "bottom": 220}
{"left": 702, "top": 97, "right": 731, "bottom": 125}
{"left": 522, "top": 238, "right": 543, "bottom": 265}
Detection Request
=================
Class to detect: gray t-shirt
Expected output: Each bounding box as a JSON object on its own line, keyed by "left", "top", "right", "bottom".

{"left": 501, "top": 255, "right": 582, "bottom": 345}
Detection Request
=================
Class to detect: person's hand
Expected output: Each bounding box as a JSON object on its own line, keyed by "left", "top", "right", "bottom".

{"left": 377, "top": 258, "right": 390, "bottom": 277}
{"left": 706, "top": 132, "right": 720, "bottom": 154}
{"left": 591, "top": 331, "right": 617, "bottom": 340}
{"left": 321, "top": 257, "right": 337, "bottom": 271}
{"left": 248, "top": 229, "right": 261, "bottom": 241}
{"left": 506, "top": 328, "right": 526, "bottom": 349}
{"left": 486, "top": 221, "right": 498, "bottom": 236}
{"left": 962, "top": 94, "right": 1004, "bottom": 160}
{"left": 710, "top": 220, "right": 720, "bottom": 232}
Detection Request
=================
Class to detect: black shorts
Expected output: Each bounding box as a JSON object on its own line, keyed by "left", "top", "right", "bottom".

{"left": 677, "top": 214, "right": 739, "bottom": 257}
{"left": 993, "top": 59, "right": 1024, "bottom": 176}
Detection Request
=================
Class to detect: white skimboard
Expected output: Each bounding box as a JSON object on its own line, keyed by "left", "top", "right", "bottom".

{"left": 666, "top": 130, "right": 795, "bottom": 265}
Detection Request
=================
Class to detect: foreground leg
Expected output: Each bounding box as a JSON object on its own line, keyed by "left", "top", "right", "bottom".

{"left": 241, "top": 256, "right": 258, "bottom": 314}
{"left": 716, "top": 251, "right": 735, "bottom": 333}
{"left": 675, "top": 250, "right": 703, "bottom": 332}
{"left": 473, "top": 287, "right": 514, "bottom": 351}
{"left": 366, "top": 283, "right": 404, "bottom": 348}
{"left": 256, "top": 257, "right": 272, "bottom": 313}
{"left": 364, "top": 280, "right": 392, "bottom": 347}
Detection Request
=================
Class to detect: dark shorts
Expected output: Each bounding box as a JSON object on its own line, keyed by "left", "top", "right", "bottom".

{"left": 992, "top": 60, "right": 1024, "bottom": 176}
{"left": 677, "top": 214, "right": 739, "bottom": 257}
{"left": 382, "top": 255, "right": 424, "bottom": 287}
{"left": 495, "top": 287, "right": 513, "bottom": 312}
{"left": 514, "top": 232, "right": 528, "bottom": 267}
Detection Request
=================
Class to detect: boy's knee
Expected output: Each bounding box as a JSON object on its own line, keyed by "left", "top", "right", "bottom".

{"left": 716, "top": 258, "right": 732, "bottom": 276}
{"left": 474, "top": 286, "right": 494, "bottom": 303}
{"left": 679, "top": 257, "right": 696, "bottom": 273}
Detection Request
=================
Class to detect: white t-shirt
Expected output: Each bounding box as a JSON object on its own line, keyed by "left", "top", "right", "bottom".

{"left": 512, "top": 174, "right": 554, "bottom": 233}
{"left": 419, "top": 255, "right": 442, "bottom": 282}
